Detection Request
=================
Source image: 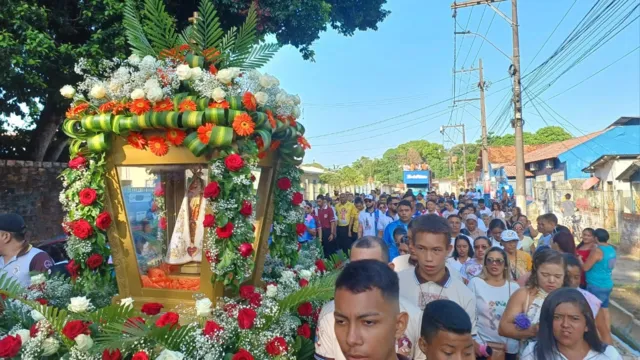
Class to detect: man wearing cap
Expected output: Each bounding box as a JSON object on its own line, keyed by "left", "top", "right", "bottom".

{"left": 0, "top": 213, "right": 54, "bottom": 287}
{"left": 358, "top": 195, "right": 382, "bottom": 238}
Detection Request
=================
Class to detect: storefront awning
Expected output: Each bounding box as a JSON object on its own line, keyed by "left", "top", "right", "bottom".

{"left": 582, "top": 176, "right": 600, "bottom": 190}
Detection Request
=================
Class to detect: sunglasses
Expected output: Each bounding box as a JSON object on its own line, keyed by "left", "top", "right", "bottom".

{"left": 486, "top": 258, "right": 505, "bottom": 265}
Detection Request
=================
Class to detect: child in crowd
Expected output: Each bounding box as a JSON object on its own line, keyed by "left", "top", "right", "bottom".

{"left": 418, "top": 300, "right": 475, "bottom": 360}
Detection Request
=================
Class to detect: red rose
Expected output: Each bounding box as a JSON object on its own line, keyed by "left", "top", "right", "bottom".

{"left": 238, "top": 242, "right": 253, "bottom": 258}
{"left": 224, "top": 153, "right": 244, "bottom": 172}
{"left": 155, "top": 312, "right": 179, "bottom": 329}
{"left": 68, "top": 156, "right": 87, "bottom": 170}
{"left": 203, "top": 214, "right": 215, "bottom": 228}
{"left": 141, "top": 302, "right": 164, "bottom": 315}
{"left": 315, "top": 259, "right": 327, "bottom": 273}
{"left": 132, "top": 351, "right": 149, "bottom": 360}
{"left": 291, "top": 192, "right": 304, "bottom": 206}
{"left": 265, "top": 336, "right": 288, "bottom": 356}
{"left": 72, "top": 219, "right": 94, "bottom": 239}
{"left": 79, "top": 188, "right": 98, "bottom": 206}
{"left": 66, "top": 259, "right": 80, "bottom": 279}
{"left": 30, "top": 323, "right": 39, "bottom": 338}
{"left": 248, "top": 292, "right": 262, "bottom": 307}
{"left": 95, "top": 212, "right": 112, "bottom": 230}
{"left": 35, "top": 298, "right": 48, "bottom": 305}
{"left": 296, "top": 223, "right": 306, "bottom": 236}
{"left": 232, "top": 349, "right": 254, "bottom": 360}
{"left": 299, "top": 278, "right": 309, "bottom": 287}
{"left": 237, "top": 308, "right": 257, "bottom": 329}
{"left": 0, "top": 334, "right": 21, "bottom": 358}
{"left": 151, "top": 202, "right": 158, "bottom": 212}
{"left": 102, "top": 349, "right": 122, "bottom": 360}
{"left": 153, "top": 186, "right": 164, "bottom": 197}
{"left": 62, "top": 320, "right": 91, "bottom": 340}
{"left": 250, "top": 174, "right": 256, "bottom": 182}
{"left": 203, "top": 320, "right": 224, "bottom": 339}
{"left": 204, "top": 182, "right": 221, "bottom": 199}
{"left": 239, "top": 200, "right": 252, "bottom": 217}
{"left": 239, "top": 285, "right": 255, "bottom": 300}
{"left": 86, "top": 254, "right": 104, "bottom": 270}
{"left": 277, "top": 177, "right": 292, "bottom": 191}
{"left": 216, "top": 222, "right": 234, "bottom": 238}
{"left": 159, "top": 217, "right": 167, "bottom": 230}
{"left": 297, "top": 302, "right": 313, "bottom": 317}
{"left": 297, "top": 323, "right": 311, "bottom": 338}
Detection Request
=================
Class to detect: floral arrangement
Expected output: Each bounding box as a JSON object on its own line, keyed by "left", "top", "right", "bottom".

{"left": 269, "top": 165, "right": 306, "bottom": 266}
{"left": 58, "top": 0, "right": 309, "bottom": 289}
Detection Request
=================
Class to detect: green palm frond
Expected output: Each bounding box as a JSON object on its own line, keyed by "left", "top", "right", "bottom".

{"left": 96, "top": 321, "right": 197, "bottom": 356}
{"left": 123, "top": 0, "right": 156, "bottom": 56}
{"left": 84, "top": 304, "right": 135, "bottom": 326}
{"left": 217, "top": 26, "right": 237, "bottom": 66}
{"left": 295, "top": 336, "right": 316, "bottom": 360}
{"left": 230, "top": 42, "right": 281, "bottom": 69}
{"left": 142, "top": 0, "right": 179, "bottom": 53}
{"left": 33, "top": 303, "right": 70, "bottom": 334}
{"left": 277, "top": 272, "right": 338, "bottom": 313}
{"left": 194, "top": 0, "right": 224, "bottom": 51}
{"left": 0, "top": 272, "right": 25, "bottom": 297}
{"left": 231, "top": 4, "right": 258, "bottom": 58}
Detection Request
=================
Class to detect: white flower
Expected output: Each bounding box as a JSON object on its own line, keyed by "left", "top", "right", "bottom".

{"left": 292, "top": 94, "right": 301, "bottom": 105}
{"left": 130, "top": 88, "right": 145, "bottom": 100}
{"left": 128, "top": 54, "right": 141, "bottom": 64}
{"left": 30, "top": 273, "right": 46, "bottom": 286}
{"left": 216, "top": 68, "right": 237, "bottom": 84}
{"left": 292, "top": 106, "right": 301, "bottom": 119}
{"left": 31, "top": 310, "right": 45, "bottom": 321}
{"left": 144, "top": 78, "right": 161, "bottom": 91}
{"left": 108, "top": 80, "right": 122, "bottom": 93}
{"left": 176, "top": 64, "right": 192, "bottom": 81}
{"left": 89, "top": 84, "right": 107, "bottom": 99}
{"left": 195, "top": 298, "right": 212, "bottom": 317}
{"left": 147, "top": 87, "right": 164, "bottom": 102}
{"left": 254, "top": 91, "right": 269, "bottom": 106}
{"left": 119, "top": 297, "right": 134, "bottom": 309}
{"left": 266, "top": 284, "right": 278, "bottom": 298}
{"left": 276, "top": 92, "right": 289, "bottom": 105}
{"left": 60, "top": 85, "right": 76, "bottom": 98}
{"left": 190, "top": 67, "right": 203, "bottom": 80}
{"left": 212, "top": 87, "right": 226, "bottom": 102}
{"left": 259, "top": 74, "right": 279, "bottom": 88}
{"left": 14, "top": 329, "right": 30, "bottom": 346}
{"left": 74, "top": 334, "right": 93, "bottom": 351}
{"left": 42, "top": 338, "right": 60, "bottom": 356}
{"left": 68, "top": 296, "right": 91, "bottom": 313}
{"left": 157, "top": 349, "right": 185, "bottom": 360}
{"left": 299, "top": 269, "right": 313, "bottom": 280}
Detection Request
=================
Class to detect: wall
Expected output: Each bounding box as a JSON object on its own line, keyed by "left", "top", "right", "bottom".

{"left": 0, "top": 159, "right": 66, "bottom": 245}
{"left": 593, "top": 158, "right": 637, "bottom": 193}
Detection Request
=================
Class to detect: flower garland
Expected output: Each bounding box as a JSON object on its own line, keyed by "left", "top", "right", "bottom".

{"left": 270, "top": 164, "right": 306, "bottom": 266}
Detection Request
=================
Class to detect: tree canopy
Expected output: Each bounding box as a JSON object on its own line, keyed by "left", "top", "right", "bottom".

{"left": 483, "top": 126, "right": 572, "bottom": 146}
{"left": 0, "top": 0, "right": 389, "bottom": 161}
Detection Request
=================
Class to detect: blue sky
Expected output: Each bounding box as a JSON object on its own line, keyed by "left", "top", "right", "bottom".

{"left": 261, "top": 0, "right": 640, "bottom": 168}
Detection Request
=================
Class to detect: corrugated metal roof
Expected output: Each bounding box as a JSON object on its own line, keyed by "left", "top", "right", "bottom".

{"left": 522, "top": 131, "right": 605, "bottom": 164}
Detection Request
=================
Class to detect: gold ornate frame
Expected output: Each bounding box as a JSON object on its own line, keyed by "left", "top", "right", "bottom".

{"left": 104, "top": 133, "right": 279, "bottom": 309}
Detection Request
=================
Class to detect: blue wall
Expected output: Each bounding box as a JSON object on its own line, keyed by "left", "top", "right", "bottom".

{"left": 559, "top": 125, "right": 640, "bottom": 179}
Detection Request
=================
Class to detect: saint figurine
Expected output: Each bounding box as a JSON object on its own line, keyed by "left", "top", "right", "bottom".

{"left": 165, "top": 171, "right": 207, "bottom": 264}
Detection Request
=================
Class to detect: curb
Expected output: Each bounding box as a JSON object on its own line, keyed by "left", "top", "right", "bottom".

{"left": 610, "top": 300, "right": 640, "bottom": 351}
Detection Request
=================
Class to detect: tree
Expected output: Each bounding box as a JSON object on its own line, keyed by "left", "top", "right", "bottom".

{"left": 1, "top": 0, "right": 390, "bottom": 161}
{"left": 406, "top": 148, "right": 423, "bottom": 165}
{"left": 482, "top": 126, "right": 572, "bottom": 146}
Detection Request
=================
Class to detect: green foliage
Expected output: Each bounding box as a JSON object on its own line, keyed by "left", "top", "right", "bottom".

{"left": 124, "top": 0, "right": 156, "bottom": 56}
{"left": 142, "top": 0, "right": 180, "bottom": 53}
{"left": 483, "top": 126, "right": 572, "bottom": 146}
{"left": 0, "top": 272, "right": 26, "bottom": 298}
{"left": 295, "top": 336, "right": 316, "bottom": 360}
{"left": 193, "top": 0, "right": 224, "bottom": 51}
{"left": 276, "top": 271, "right": 338, "bottom": 316}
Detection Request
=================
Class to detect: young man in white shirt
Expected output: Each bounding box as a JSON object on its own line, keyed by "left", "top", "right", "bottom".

{"left": 441, "top": 200, "right": 458, "bottom": 219}
{"left": 359, "top": 195, "right": 380, "bottom": 238}
{"left": 477, "top": 199, "right": 492, "bottom": 217}
{"left": 378, "top": 196, "right": 400, "bottom": 238}
{"left": 315, "top": 236, "right": 426, "bottom": 360}
{"left": 397, "top": 214, "right": 477, "bottom": 336}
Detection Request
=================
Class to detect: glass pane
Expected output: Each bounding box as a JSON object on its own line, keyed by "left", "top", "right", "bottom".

{"left": 118, "top": 165, "right": 211, "bottom": 291}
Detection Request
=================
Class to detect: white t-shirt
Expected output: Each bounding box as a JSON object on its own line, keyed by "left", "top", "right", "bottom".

{"left": 460, "top": 258, "right": 483, "bottom": 282}
{"left": 447, "top": 257, "right": 470, "bottom": 275}
{"left": 521, "top": 342, "right": 622, "bottom": 360}
{"left": 442, "top": 209, "right": 458, "bottom": 219}
{"left": 397, "top": 268, "right": 477, "bottom": 335}
{"left": 467, "top": 277, "right": 521, "bottom": 354}
{"left": 358, "top": 209, "right": 379, "bottom": 237}
{"left": 393, "top": 254, "right": 414, "bottom": 273}
{"left": 478, "top": 207, "right": 492, "bottom": 217}
{"left": 377, "top": 212, "right": 399, "bottom": 234}
{"left": 315, "top": 299, "right": 426, "bottom": 360}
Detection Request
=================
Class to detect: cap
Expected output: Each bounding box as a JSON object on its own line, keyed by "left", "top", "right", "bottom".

{"left": 465, "top": 214, "right": 478, "bottom": 223}
{"left": 501, "top": 229, "right": 519, "bottom": 242}
{"left": 364, "top": 195, "right": 374, "bottom": 200}
{"left": 0, "top": 213, "right": 26, "bottom": 233}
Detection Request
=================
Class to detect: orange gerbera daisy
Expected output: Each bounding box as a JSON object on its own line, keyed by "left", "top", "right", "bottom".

{"left": 208, "top": 100, "right": 229, "bottom": 109}
{"left": 178, "top": 99, "right": 197, "bottom": 113}
{"left": 129, "top": 99, "right": 151, "bottom": 115}
{"left": 270, "top": 140, "right": 281, "bottom": 151}
{"left": 179, "top": 44, "right": 190, "bottom": 52}
{"left": 112, "top": 102, "right": 128, "bottom": 115}
{"left": 298, "top": 136, "right": 311, "bottom": 150}
{"left": 242, "top": 92, "right": 257, "bottom": 112}
{"left": 166, "top": 129, "right": 186, "bottom": 146}
{"left": 288, "top": 115, "right": 297, "bottom": 126}
{"left": 65, "top": 103, "right": 90, "bottom": 119}
{"left": 232, "top": 113, "right": 256, "bottom": 137}
{"left": 266, "top": 109, "right": 276, "bottom": 129}
{"left": 153, "top": 98, "right": 174, "bottom": 112}
{"left": 148, "top": 136, "right": 169, "bottom": 156}
{"left": 98, "top": 101, "right": 116, "bottom": 114}
{"left": 209, "top": 64, "right": 218, "bottom": 75}
{"left": 127, "top": 132, "right": 147, "bottom": 150}
{"left": 276, "top": 114, "right": 288, "bottom": 123}
{"left": 198, "top": 123, "right": 215, "bottom": 144}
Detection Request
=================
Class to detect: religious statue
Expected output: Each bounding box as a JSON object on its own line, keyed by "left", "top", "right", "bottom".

{"left": 165, "top": 170, "right": 207, "bottom": 264}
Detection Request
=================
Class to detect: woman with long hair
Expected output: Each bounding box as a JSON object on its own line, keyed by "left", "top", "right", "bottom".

{"left": 507, "top": 207, "right": 522, "bottom": 229}
{"left": 501, "top": 230, "right": 532, "bottom": 284}
{"left": 576, "top": 228, "right": 597, "bottom": 288}
{"left": 491, "top": 202, "right": 506, "bottom": 220}
{"left": 551, "top": 231, "right": 576, "bottom": 254}
{"left": 488, "top": 219, "right": 507, "bottom": 248}
{"left": 499, "top": 249, "right": 568, "bottom": 354}
{"left": 460, "top": 236, "right": 491, "bottom": 284}
{"left": 521, "top": 288, "right": 621, "bottom": 359}
{"left": 300, "top": 200, "right": 318, "bottom": 243}
{"left": 447, "top": 235, "right": 474, "bottom": 274}
{"left": 513, "top": 221, "right": 535, "bottom": 255}
{"left": 468, "top": 247, "right": 520, "bottom": 360}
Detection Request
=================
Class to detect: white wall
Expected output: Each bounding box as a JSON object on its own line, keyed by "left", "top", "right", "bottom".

{"left": 593, "top": 159, "right": 636, "bottom": 192}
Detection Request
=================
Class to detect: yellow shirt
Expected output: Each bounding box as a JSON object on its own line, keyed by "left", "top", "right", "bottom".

{"left": 335, "top": 202, "right": 356, "bottom": 227}
{"left": 351, "top": 208, "right": 360, "bottom": 233}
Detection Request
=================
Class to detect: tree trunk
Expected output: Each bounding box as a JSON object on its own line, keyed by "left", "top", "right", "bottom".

{"left": 28, "top": 97, "right": 63, "bottom": 162}
{"left": 45, "top": 137, "right": 69, "bottom": 162}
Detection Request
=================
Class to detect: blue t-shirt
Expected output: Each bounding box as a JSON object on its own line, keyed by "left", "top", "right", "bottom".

{"left": 586, "top": 245, "right": 616, "bottom": 289}
{"left": 299, "top": 214, "right": 317, "bottom": 243}
{"left": 382, "top": 219, "right": 409, "bottom": 260}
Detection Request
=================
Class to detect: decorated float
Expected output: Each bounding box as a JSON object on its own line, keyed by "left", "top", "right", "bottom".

{"left": 0, "top": 1, "right": 339, "bottom": 359}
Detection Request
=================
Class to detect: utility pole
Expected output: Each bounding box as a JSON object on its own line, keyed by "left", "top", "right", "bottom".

{"left": 478, "top": 58, "right": 490, "bottom": 203}
{"left": 441, "top": 124, "right": 468, "bottom": 188}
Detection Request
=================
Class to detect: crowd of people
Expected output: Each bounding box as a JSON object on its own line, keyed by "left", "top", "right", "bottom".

{"left": 305, "top": 189, "right": 622, "bottom": 360}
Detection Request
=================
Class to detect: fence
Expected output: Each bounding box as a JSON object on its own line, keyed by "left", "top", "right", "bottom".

{"left": 530, "top": 180, "right": 640, "bottom": 254}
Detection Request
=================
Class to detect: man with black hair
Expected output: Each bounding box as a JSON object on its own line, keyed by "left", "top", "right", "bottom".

{"left": 402, "top": 193, "right": 420, "bottom": 218}
{"left": 382, "top": 200, "right": 413, "bottom": 260}
{"left": 315, "top": 237, "right": 425, "bottom": 360}
{"left": 397, "top": 215, "right": 476, "bottom": 334}
{"left": 418, "top": 299, "right": 475, "bottom": 360}
{"left": 442, "top": 200, "right": 458, "bottom": 219}
{"left": 477, "top": 199, "right": 491, "bottom": 218}
{"left": 0, "top": 213, "right": 54, "bottom": 287}
{"left": 315, "top": 195, "right": 337, "bottom": 257}
{"left": 424, "top": 199, "right": 439, "bottom": 216}
{"left": 378, "top": 196, "right": 400, "bottom": 238}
